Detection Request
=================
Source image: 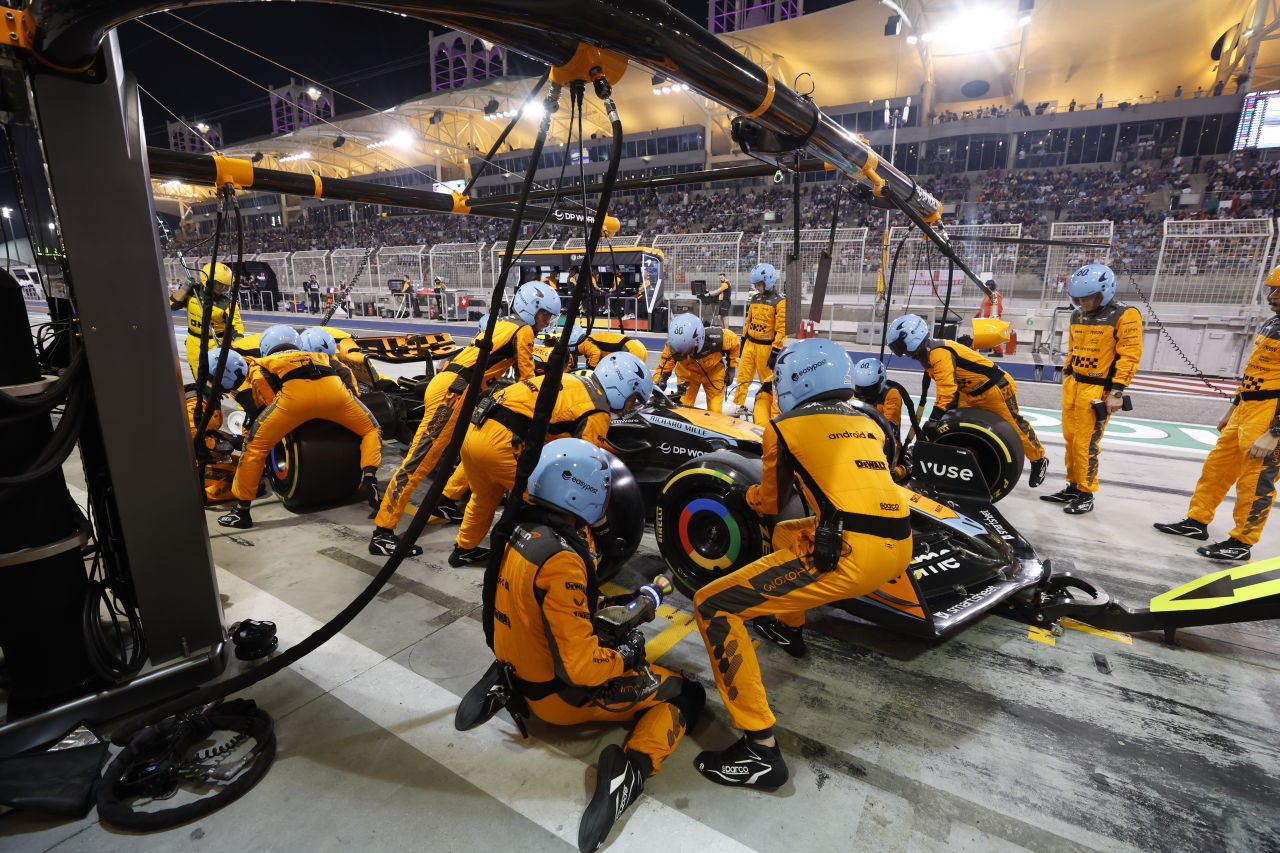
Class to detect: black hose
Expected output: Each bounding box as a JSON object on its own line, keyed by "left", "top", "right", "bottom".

{"left": 193, "top": 192, "right": 248, "bottom": 461}
{"left": 0, "top": 379, "right": 88, "bottom": 498}
{"left": 877, "top": 228, "right": 911, "bottom": 361}
{"left": 0, "top": 348, "right": 83, "bottom": 420}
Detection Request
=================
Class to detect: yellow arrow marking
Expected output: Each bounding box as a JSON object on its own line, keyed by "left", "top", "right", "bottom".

{"left": 1059, "top": 618, "right": 1132, "bottom": 644}
{"left": 1027, "top": 626, "right": 1056, "bottom": 646}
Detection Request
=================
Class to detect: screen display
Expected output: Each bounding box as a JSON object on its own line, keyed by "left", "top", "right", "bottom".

{"left": 1233, "top": 90, "right": 1280, "bottom": 150}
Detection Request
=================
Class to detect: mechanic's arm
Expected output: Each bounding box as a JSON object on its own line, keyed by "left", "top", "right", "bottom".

{"left": 580, "top": 339, "right": 601, "bottom": 369}
{"left": 231, "top": 306, "right": 246, "bottom": 340}
{"left": 746, "top": 423, "right": 792, "bottom": 516}
{"left": 514, "top": 324, "right": 537, "bottom": 380}
{"left": 927, "top": 348, "right": 959, "bottom": 415}
{"left": 655, "top": 346, "right": 676, "bottom": 385}
{"left": 169, "top": 283, "right": 192, "bottom": 310}
{"left": 769, "top": 299, "right": 788, "bottom": 366}
{"left": 537, "top": 552, "right": 625, "bottom": 686}
{"left": 723, "top": 329, "right": 741, "bottom": 369}
{"left": 335, "top": 362, "right": 360, "bottom": 397}
{"left": 883, "top": 386, "right": 903, "bottom": 429}
{"left": 577, "top": 411, "right": 612, "bottom": 449}
{"left": 1111, "top": 306, "right": 1144, "bottom": 392}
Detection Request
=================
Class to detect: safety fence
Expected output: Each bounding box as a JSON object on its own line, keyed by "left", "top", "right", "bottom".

{"left": 756, "top": 227, "right": 869, "bottom": 300}
{"left": 1150, "top": 218, "right": 1274, "bottom": 310}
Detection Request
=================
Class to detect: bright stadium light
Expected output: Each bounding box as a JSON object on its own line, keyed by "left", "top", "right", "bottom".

{"left": 523, "top": 100, "right": 546, "bottom": 119}
{"left": 162, "top": 180, "right": 181, "bottom": 190}
{"left": 389, "top": 131, "right": 412, "bottom": 148}
{"left": 1, "top": 207, "right": 10, "bottom": 218}
{"left": 928, "top": 7, "right": 1021, "bottom": 51}
{"left": 306, "top": 87, "right": 322, "bottom": 99}
{"left": 279, "top": 151, "right": 311, "bottom": 162}
{"left": 195, "top": 122, "right": 210, "bottom": 132}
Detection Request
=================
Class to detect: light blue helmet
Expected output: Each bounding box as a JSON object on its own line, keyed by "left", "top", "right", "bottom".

{"left": 564, "top": 324, "right": 586, "bottom": 350}
{"left": 667, "top": 313, "right": 705, "bottom": 356}
{"left": 260, "top": 324, "right": 301, "bottom": 356}
{"left": 593, "top": 351, "right": 653, "bottom": 412}
{"left": 749, "top": 262, "right": 779, "bottom": 292}
{"left": 543, "top": 324, "right": 586, "bottom": 350}
{"left": 299, "top": 327, "right": 337, "bottom": 356}
{"left": 774, "top": 338, "right": 853, "bottom": 413}
{"left": 476, "top": 313, "right": 489, "bottom": 332}
{"left": 206, "top": 349, "right": 248, "bottom": 391}
{"left": 1068, "top": 263, "right": 1117, "bottom": 308}
{"left": 886, "top": 314, "right": 929, "bottom": 357}
{"left": 851, "top": 357, "right": 887, "bottom": 397}
{"left": 512, "top": 281, "right": 562, "bottom": 326}
{"left": 527, "top": 437, "right": 612, "bottom": 525}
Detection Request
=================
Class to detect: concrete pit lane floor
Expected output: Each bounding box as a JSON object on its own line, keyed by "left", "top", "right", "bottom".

{"left": 5, "top": 314, "right": 1279, "bottom": 852}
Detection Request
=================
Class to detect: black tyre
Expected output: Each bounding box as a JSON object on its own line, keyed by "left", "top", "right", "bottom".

{"left": 655, "top": 451, "right": 803, "bottom": 598}
{"left": 268, "top": 420, "right": 362, "bottom": 510}
{"left": 932, "top": 407, "right": 1025, "bottom": 502}
{"left": 594, "top": 453, "right": 645, "bottom": 583}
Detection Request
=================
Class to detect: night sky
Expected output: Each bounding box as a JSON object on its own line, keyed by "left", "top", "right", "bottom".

{"left": 120, "top": 1, "right": 852, "bottom": 147}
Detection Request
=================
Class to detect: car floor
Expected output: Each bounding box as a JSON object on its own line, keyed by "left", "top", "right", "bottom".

{"left": 4, "top": 318, "right": 1279, "bottom": 852}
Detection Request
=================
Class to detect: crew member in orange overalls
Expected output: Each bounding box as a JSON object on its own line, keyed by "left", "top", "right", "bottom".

{"left": 732, "top": 263, "right": 787, "bottom": 422}
{"left": 654, "top": 313, "right": 739, "bottom": 413}
{"left": 692, "top": 338, "right": 911, "bottom": 790}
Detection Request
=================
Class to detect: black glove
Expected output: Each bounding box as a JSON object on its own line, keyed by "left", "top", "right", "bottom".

{"left": 614, "top": 629, "right": 647, "bottom": 671}
{"left": 724, "top": 367, "right": 737, "bottom": 390}
{"left": 676, "top": 382, "right": 690, "bottom": 399}
{"left": 655, "top": 373, "right": 671, "bottom": 390}
{"left": 767, "top": 348, "right": 780, "bottom": 370}
{"left": 361, "top": 467, "right": 381, "bottom": 513}
{"left": 919, "top": 417, "right": 942, "bottom": 441}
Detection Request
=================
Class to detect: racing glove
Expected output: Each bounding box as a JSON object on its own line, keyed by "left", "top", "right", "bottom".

{"left": 723, "top": 366, "right": 736, "bottom": 391}
{"left": 767, "top": 348, "right": 781, "bottom": 370}
{"left": 656, "top": 373, "right": 671, "bottom": 389}
{"left": 361, "top": 466, "right": 382, "bottom": 514}
{"left": 614, "top": 629, "right": 648, "bottom": 671}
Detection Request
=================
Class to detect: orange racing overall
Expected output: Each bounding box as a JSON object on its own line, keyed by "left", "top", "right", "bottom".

{"left": 693, "top": 400, "right": 911, "bottom": 732}
{"left": 184, "top": 387, "right": 240, "bottom": 504}
{"left": 1061, "top": 302, "right": 1143, "bottom": 492}
{"left": 373, "top": 318, "right": 535, "bottom": 531}
{"left": 1185, "top": 317, "right": 1280, "bottom": 544}
{"left": 732, "top": 290, "right": 786, "bottom": 419}
{"left": 579, "top": 332, "right": 648, "bottom": 368}
{"left": 493, "top": 519, "right": 691, "bottom": 773}
{"left": 655, "top": 327, "right": 740, "bottom": 413}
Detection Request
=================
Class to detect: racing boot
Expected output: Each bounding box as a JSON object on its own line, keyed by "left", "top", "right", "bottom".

{"left": 217, "top": 503, "right": 253, "bottom": 529}
{"left": 430, "top": 496, "right": 464, "bottom": 525}
{"left": 696, "top": 735, "right": 788, "bottom": 789}
{"left": 1196, "top": 537, "right": 1252, "bottom": 562}
{"left": 448, "top": 545, "right": 492, "bottom": 567}
{"left": 369, "top": 527, "right": 423, "bottom": 557}
{"left": 751, "top": 616, "right": 807, "bottom": 659}
{"left": 1152, "top": 518, "right": 1209, "bottom": 541}
{"left": 1040, "top": 484, "right": 1081, "bottom": 503}
{"left": 1063, "top": 492, "right": 1094, "bottom": 515}
{"left": 1028, "top": 458, "right": 1049, "bottom": 488}
{"left": 577, "top": 745, "right": 647, "bottom": 853}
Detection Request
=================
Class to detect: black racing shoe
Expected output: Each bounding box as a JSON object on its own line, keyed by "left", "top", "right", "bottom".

{"left": 577, "top": 745, "right": 645, "bottom": 853}
{"left": 695, "top": 737, "right": 789, "bottom": 789}
{"left": 1040, "top": 485, "right": 1080, "bottom": 503}
{"left": 1152, "top": 518, "right": 1209, "bottom": 541}
{"left": 751, "top": 616, "right": 807, "bottom": 659}
{"left": 1028, "top": 458, "right": 1049, "bottom": 488}
{"left": 430, "top": 497, "right": 464, "bottom": 524}
{"left": 369, "top": 528, "right": 423, "bottom": 557}
{"left": 1063, "top": 493, "right": 1094, "bottom": 515}
{"left": 1196, "top": 538, "right": 1252, "bottom": 562}
{"left": 448, "top": 545, "right": 492, "bottom": 567}
{"left": 217, "top": 506, "right": 253, "bottom": 529}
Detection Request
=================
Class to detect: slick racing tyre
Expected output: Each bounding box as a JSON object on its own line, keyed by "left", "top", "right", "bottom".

{"left": 931, "top": 407, "right": 1025, "bottom": 502}
{"left": 358, "top": 390, "right": 400, "bottom": 439}
{"left": 655, "top": 451, "right": 803, "bottom": 598}
{"left": 268, "top": 420, "right": 362, "bottom": 510}
{"left": 594, "top": 452, "right": 645, "bottom": 583}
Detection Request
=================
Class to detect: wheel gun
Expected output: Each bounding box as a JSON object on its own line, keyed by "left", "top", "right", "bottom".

{"left": 592, "top": 576, "right": 673, "bottom": 701}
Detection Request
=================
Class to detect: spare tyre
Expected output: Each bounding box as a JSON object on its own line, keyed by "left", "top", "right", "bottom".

{"left": 269, "top": 420, "right": 363, "bottom": 510}
{"left": 930, "top": 407, "right": 1025, "bottom": 502}
{"left": 594, "top": 452, "right": 645, "bottom": 583}
{"left": 655, "top": 450, "right": 804, "bottom": 598}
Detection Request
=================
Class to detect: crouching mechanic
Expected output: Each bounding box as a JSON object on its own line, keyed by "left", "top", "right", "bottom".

{"left": 488, "top": 438, "right": 704, "bottom": 852}
{"left": 851, "top": 357, "right": 907, "bottom": 431}
{"left": 887, "top": 314, "right": 1048, "bottom": 488}
{"left": 692, "top": 338, "right": 911, "bottom": 788}
{"left": 369, "top": 281, "right": 556, "bottom": 556}
{"left": 218, "top": 325, "right": 382, "bottom": 529}
{"left": 1155, "top": 267, "right": 1280, "bottom": 561}
{"left": 578, "top": 330, "right": 648, "bottom": 368}
{"left": 186, "top": 349, "right": 249, "bottom": 504}
{"left": 446, "top": 352, "right": 652, "bottom": 566}
{"left": 732, "top": 263, "right": 787, "bottom": 421}
{"left": 1042, "top": 264, "right": 1142, "bottom": 514}
{"left": 654, "top": 313, "right": 739, "bottom": 413}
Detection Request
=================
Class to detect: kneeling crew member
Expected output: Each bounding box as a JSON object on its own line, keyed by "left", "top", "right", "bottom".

{"left": 448, "top": 351, "right": 652, "bottom": 566}
{"left": 887, "top": 313, "right": 1048, "bottom": 488}
{"left": 578, "top": 330, "right": 648, "bottom": 368}
{"left": 369, "top": 281, "right": 557, "bottom": 556}
{"left": 654, "top": 313, "right": 739, "bottom": 413}
{"left": 851, "top": 357, "right": 906, "bottom": 430}
{"left": 186, "top": 349, "right": 249, "bottom": 504}
{"left": 1155, "top": 268, "right": 1280, "bottom": 561}
{"left": 1042, "top": 264, "right": 1142, "bottom": 514}
{"left": 490, "top": 439, "right": 704, "bottom": 853}
{"left": 732, "top": 263, "right": 787, "bottom": 421}
{"left": 219, "top": 325, "right": 381, "bottom": 530}
{"left": 171, "top": 262, "right": 245, "bottom": 379}
{"left": 692, "top": 338, "right": 911, "bottom": 788}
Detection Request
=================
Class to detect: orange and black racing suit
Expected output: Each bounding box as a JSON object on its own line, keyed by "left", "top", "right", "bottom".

{"left": 655, "top": 327, "right": 740, "bottom": 413}
{"left": 184, "top": 386, "right": 241, "bottom": 503}
{"left": 920, "top": 339, "right": 1044, "bottom": 462}
{"left": 1061, "top": 302, "right": 1143, "bottom": 492}
{"left": 693, "top": 399, "right": 911, "bottom": 732}
{"left": 374, "top": 318, "right": 535, "bottom": 531}
{"left": 493, "top": 513, "right": 693, "bottom": 774}
{"left": 230, "top": 349, "right": 381, "bottom": 503}
{"left": 451, "top": 373, "right": 612, "bottom": 550}
{"left": 855, "top": 380, "right": 907, "bottom": 431}
{"left": 579, "top": 332, "right": 648, "bottom": 368}
{"left": 732, "top": 290, "right": 787, "bottom": 420}
{"left": 1185, "top": 316, "right": 1280, "bottom": 544}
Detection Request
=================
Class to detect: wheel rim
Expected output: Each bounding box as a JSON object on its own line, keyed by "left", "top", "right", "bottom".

{"left": 678, "top": 497, "right": 743, "bottom": 571}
